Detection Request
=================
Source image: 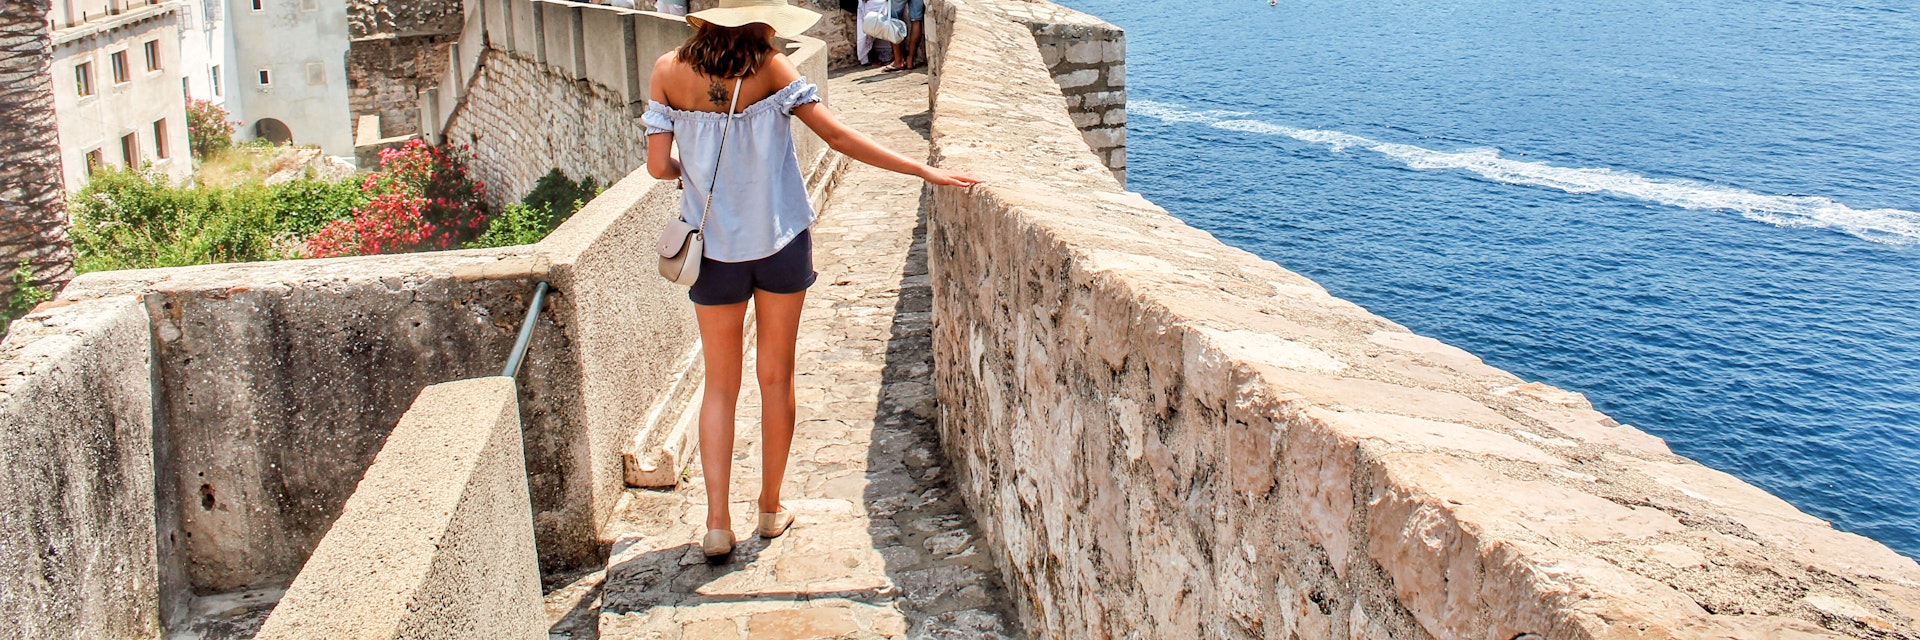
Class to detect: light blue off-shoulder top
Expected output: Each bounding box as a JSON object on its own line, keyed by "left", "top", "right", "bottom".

{"left": 642, "top": 78, "right": 822, "bottom": 263}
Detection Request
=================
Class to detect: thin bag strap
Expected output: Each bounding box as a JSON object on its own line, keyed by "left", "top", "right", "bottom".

{"left": 697, "top": 76, "right": 745, "bottom": 234}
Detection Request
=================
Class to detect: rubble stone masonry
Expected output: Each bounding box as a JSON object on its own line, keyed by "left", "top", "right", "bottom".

{"left": 447, "top": 50, "right": 647, "bottom": 207}
{"left": 345, "top": 0, "right": 463, "bottom": 140}
{"left": 348, "top": 36, "right": 454, "bottom": 139}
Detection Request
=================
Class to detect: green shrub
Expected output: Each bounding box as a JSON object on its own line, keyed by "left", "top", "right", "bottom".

{"left": 272, "top": 178, "right": 367, "bottom": 237}
{"left": 466, "top": 203, "right": 558, "bottom": 249}
{"left": 522, "top": 169, "right": 599, "bottom": 223}
{"left": 69, "top": 167, "right": 372, "bottom": 272}
{"left": 70, "top": 168, "right": 287, "bottom": 272}
{"left": 1, "top": 261, "right": 54, "bottom": 336}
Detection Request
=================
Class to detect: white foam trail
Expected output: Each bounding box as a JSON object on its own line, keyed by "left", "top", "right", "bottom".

{"left": 1136, "top": 100, "right": 1920, "bottom": 246}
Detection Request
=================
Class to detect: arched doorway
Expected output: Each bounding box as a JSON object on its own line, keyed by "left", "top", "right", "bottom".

{"left": 254, "top": 118, "right": 292, "bottom": 145}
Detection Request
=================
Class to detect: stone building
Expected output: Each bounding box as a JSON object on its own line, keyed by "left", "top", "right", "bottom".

{"left": 46, "top": 0, "right": 193, "bottom": 190}
{"left": 173, "top": 0, "right": 228, "bottom": 106}
{"left": 222, "top": 0, "right": 356, "bottom": 155}
{"left": 343, "top": 0, "right": 462, "bottom": 139}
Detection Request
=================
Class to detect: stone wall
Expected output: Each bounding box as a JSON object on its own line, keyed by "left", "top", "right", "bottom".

{"left": 0, "top": 296, "right": 159, "bottom": 639}
{"left": 345, "top": 0, "right": 464, "bottom": 142}
{"left": 5, "top": 162, "right": 732, "bottom": 631}
{"left": 0, "top": 2, "right": 843, "bottom": 626}
{"left": 59, "top": 249, "right": 584, "bottom": 595}
{"left": 349, "top": 0, "right": 464, "bottom": 39}
{"left": 924, "top": 0, "right": 1920, "bottom": 637}
{"left": 348, "top": 35, "right": 454, "bottom": 138}
{"left": 450, "top": 51, "right": 647, "bottom": 207}
{"left": 995, "top": 0, "right": 1125, "bottom": 184}
{"left": 255, "top": 377, "right": 545, "bottom": 640}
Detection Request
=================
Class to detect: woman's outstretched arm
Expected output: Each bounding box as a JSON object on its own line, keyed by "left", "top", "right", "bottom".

{"left": 792, "top": 102, "right": 978, "bottom": 186}
{"left": 769, "top": 56, "right": 981, "bottom": 187}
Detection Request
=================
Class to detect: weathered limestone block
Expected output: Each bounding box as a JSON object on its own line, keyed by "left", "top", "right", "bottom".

{"left": 254, "top": 377, "right": 544, "bottom": 640}
{"left": 0, "top": 297, "right": 159, "bottom": 639}
{"left": 537, "top": 170, "right": 701, "bottom": 538}
{"left": 925, "top": 0, "right": 1920, "bottom": 637}
{"left": 350, "top": 0, "right": 464, "bottom": 39}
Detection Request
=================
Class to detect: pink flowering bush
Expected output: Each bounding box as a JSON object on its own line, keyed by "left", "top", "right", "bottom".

{"left": 308, "top": 140, "right": 489, "bottom": 258}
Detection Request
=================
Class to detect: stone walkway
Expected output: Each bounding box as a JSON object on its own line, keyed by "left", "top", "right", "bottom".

{"left": 549, "top": 68, "right": 1022, "bottom": 640}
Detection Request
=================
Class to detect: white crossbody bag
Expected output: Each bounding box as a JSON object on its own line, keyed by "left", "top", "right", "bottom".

{"left": 657, "top": 77, "right": 744, "bottom": 286}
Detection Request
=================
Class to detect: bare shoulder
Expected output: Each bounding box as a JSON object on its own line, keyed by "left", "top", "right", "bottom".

{"left": 653, "top": 49, "right": 684, "bottom": 76}
{"left": 763, "top": 51, "right": 803, "bottom": 84}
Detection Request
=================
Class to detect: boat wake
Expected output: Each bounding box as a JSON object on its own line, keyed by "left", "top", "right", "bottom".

{"left": 1132, "top": 100, "right": 1920, "bottom": 246}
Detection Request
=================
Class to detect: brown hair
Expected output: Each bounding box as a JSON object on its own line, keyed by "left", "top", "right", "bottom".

{"left": 678, "top": 21, "right": 776, "bottom": 79}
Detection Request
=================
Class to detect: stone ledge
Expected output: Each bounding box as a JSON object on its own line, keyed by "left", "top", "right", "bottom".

{"left": 254, "top": 377, "right": 544, "bottom": 640}
{"left": 925, "top": 0, "right": 1920, "bottom": 636}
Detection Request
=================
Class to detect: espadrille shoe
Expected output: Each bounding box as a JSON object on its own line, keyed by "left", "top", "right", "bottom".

{"left": 757, "top": 509, "right": 794, "bottom": 539}
{"left": 701, "top": 529, "right": 734, "bottom": 561}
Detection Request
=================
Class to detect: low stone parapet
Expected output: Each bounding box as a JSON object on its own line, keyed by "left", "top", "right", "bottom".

{"left": 0, "top": 297, "right": 161, "bottom": 639}
{"left": 254, "top": 377, "right": 544, "bottom": 640}
{"left": 925, "top": 0, "right": 1920, "bottom": 636}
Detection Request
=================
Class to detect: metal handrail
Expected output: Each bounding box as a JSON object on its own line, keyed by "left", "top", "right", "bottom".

{"left": 502, "top": 281, "right": 550, "bottom": 378}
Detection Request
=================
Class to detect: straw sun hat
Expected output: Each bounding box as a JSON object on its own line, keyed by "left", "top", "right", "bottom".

{"left": 686, "top": 0, "right": 822, "bottom": 38}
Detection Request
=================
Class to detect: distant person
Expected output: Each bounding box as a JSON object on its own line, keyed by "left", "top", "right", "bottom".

{"left": 608, "top": 0, "right": 635, "bottom": 8}
{"left": 655, "top": 0, "right": 687, "bottom": 15}
{"left": 644, "top": 0, "right": 980, "bottom": 561}
{"left": 855, "top": 0, "right": 894, "bottom": 66}
{"left": 881, "top": 0, "right": 922, "bottom": 71}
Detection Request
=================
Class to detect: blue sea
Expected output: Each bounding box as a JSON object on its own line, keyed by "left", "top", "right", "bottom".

{"left": 1054, "top": 0, "right": 1920, "bottom": 557}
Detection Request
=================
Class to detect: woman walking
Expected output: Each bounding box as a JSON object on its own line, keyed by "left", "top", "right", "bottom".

{"left": 643, "top": 0, "right": 980, "bottom": 561}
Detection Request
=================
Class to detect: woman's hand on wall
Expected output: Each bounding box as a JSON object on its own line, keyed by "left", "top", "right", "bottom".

{"left": 918, "top": 165, "right": 982, "bottom": 188}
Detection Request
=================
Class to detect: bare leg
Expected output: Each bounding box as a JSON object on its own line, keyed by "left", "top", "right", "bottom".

{"left": 905, "top": 20, "right": 924, "bottom": 68}
{"left": 696, "top": 301, "right": 749, "bottom": 532}
{"left": 752, "top": 288, "right": 806, "bottom": 515}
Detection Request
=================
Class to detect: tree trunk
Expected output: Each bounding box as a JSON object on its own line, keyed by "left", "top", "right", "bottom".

{"left": 0, "top": 0, "right": 75, "bottom": 302}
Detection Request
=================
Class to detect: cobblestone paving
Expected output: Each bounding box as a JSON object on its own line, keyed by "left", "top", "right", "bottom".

{"left": 571, "top": 68, "right": 1022, "bottom": 640}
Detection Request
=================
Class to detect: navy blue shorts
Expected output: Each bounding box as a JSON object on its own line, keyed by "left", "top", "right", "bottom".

{"left": 689, "top": 230, "right": 818, "bottom": 306}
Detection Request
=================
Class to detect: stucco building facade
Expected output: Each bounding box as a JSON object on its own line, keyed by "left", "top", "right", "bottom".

{"left": 48, "top": 0, "right": 193, "bottom": 190}
{"left": 223, "top": 0, "right": 354, "bottom": 155}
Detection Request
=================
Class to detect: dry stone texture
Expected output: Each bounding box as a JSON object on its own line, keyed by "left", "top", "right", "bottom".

{"left": 449, "top": 50, "right": 650, "bottom": 208}
{"left": 348, "top": 35, "right": 454, "bottom": 138}
{"left": 350, "top": 0, "right": 464, "bottom": 39}
{"left": 924, "top": 0, "right": 1920, "bottom": 637}
{"left": 556, "top": 67, "right": 1023, "bottom": 640}
{"left": 0, "top": 296, "right": 160, "bottom": 639}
